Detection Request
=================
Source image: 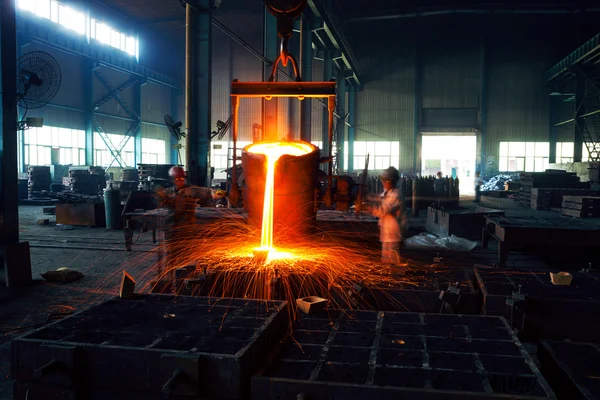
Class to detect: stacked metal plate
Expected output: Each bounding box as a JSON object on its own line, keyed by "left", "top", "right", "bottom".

{"left": 12, "top": 295, "right": 290, "bottom": 400}
{"left": 253, "top": 311, "right": 555, "bottom": 399}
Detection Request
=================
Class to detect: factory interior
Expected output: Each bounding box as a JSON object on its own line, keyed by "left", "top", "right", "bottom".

{"left": 2, "top": 0, "right": 600, "bottom": 398}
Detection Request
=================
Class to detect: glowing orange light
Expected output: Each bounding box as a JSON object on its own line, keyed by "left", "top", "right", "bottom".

{"left": 246, "top": 141, "right": 313, "bottom": 259}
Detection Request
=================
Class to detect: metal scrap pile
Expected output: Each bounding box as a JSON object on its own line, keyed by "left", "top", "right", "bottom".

{"left": 482, "top": 174, "right": 515, "bottom": 191}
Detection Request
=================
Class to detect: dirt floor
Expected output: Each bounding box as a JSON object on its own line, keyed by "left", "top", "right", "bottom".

{"left": 0, "top": 196, "right": 581, "bottom": 398}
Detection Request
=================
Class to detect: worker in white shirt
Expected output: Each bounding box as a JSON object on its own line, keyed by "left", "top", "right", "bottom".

{"left": 474, "top": 171, "right": 483, "bottom": 203}
{"left": 368, "top": 166, "right": 408, "bottom": 273}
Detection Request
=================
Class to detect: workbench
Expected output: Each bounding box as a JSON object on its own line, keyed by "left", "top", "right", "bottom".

{"left": 482, "top": 215, "right": 600, "bottom": 268}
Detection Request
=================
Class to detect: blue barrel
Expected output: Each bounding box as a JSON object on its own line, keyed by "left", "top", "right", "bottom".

{"left": 104, "top": 186, "right": 122, "bottom": 229}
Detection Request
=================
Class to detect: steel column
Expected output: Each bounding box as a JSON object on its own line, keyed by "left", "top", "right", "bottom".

{"left": 335, "top": 69, "right": 346, "bottom": 171}
{"left": 347, "top": 85, "right": 356, "bottom": 171}
{"left": 413, "top": 38, "right": 421, "bottom": 173}
{"left": 16, "top": 32, "right": 25, "bottom": 172}
{"left": 300, "top": 17, "right": 313, "bottom": 142}
{"left": 322, "top": 50, "right": 333, "bottom": 156}
{"left": 84, "top": 59, "right": 94, "bottom": 166}
{"left": 170, "top": 89, "right": 180, "bottom": 164}
{"left": 549, "top": 96, "right": 558, "bottom": 164}
{"left": 263, "top": 9, "right": 278, "bottom": 141}
{"left": 574, "top": 72, "right": 585, "bottom": 162}
{"left": 0, "top": 0, "right": 22, "bottom": 258}
{"left": 185, "top": 2, "right": 212, "bottom": 187}
{"left": 480, "top": 38, "right": 487, "bottom": 175}
{"left": 133, "top": 81, "right": 142, "bottom": 165}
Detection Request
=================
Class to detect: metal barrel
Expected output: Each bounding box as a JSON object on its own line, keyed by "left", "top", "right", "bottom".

{"left": 104, "top": 186, "right": 122, "bottom": 229}
{"left": 241, "top": 141, "right": 320, "bottom": 239}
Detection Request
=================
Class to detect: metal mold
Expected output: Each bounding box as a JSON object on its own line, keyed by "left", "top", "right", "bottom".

{"left": 12, "top": 295, "right": 290, "bottom": 400}
{"left": 253, "top": 311, "right": 555, "bottom": 399}
{"left": 473, "top": 268, "right": 600, "bottom": 341}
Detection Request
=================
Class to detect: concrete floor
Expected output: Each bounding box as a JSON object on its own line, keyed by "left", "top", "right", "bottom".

{"left": 0, "top": 196, "right": 583, "bottom": 398}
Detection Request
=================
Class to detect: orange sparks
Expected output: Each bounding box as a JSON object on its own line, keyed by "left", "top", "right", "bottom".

{"left": 245, "top": 141, "right": 313, "bottom": 260}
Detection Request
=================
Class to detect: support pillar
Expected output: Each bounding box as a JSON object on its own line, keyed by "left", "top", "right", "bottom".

{"left": 133, "top": 81, "right": 142, "bottom": 166}
{"left": 413, "top": 39, "right": 421, "bottom": 173}
{"left": 16, "top": 32, "right": 25, "bottom": 172}
{"left": 185, "top": 1, "right": 212, "bottom": 186}
{"left": 549, "top": 96, "right": 558, "bottom": 164}
{"left": 170, "top": 89, "right": 180, "bottom": 164}
{"left": 335, "top": 70, "right": 346, "bottom": 171}
{"left": 480, "top": 39, "right": 487, "bottom": 175}
{"left": 574, "top": 72, "right": 585, "bottom": 162}
{"left": 1, "top": 0, "right": 30, "bottom": 286}
{"left": 262, "top": 9, "right": 278, "bottom": 141}
{"left": 299, "top": 17, "right": 312, "bottom": 142}
{"left": 322, "top": 50, "right": 333, "bottom": 156}
{"left": 84, "top": 59, "right": 94, "bottom": 166}
{"left": 347, "top": 86, "right": 356, "bottom": 172}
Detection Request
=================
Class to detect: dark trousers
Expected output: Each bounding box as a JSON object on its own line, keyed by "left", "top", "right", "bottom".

{"left": 475, "top": 186, "right": 481, "bottom": 202}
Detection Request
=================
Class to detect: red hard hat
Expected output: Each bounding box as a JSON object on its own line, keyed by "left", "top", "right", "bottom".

{"left": 169, "top": 166, "right": 186, "bottom": 179}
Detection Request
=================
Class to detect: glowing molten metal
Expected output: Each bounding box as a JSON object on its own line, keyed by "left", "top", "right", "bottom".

{"left": 245, "top": 141, "right": 314, "bottom": 257}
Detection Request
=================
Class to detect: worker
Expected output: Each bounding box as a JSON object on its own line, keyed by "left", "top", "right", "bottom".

{"left": 367, "top": 166, "right": 408, "bottom": 274}
{"left": 474, "top": 171, "right": 483, "bottom": 203}
{"left": 156, "top": 166, "right": 219, "bottom": 271}
{"left": 433, "top": 171, "right": 446, "bottom": 208}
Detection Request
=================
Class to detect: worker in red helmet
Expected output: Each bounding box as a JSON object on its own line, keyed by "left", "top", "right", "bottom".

{"left": 156, "top": 166, "right": 220, "bottom": 270}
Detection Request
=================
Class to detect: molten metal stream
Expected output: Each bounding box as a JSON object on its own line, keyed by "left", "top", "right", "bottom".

{"left": 245, "top": 142, "right": 313, "bottom": 254}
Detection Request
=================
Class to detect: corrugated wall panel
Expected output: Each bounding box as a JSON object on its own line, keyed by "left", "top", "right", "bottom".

{"left": 421, "top": 37, "right": 482, "bottom": 109}
{"left": 485, "top": 37, "right": 553, "bottom": 168}
{"left": 212, "top": 29, "right": 232, "bottom": 136}
{"left": 25, "top": 106, "right": 85, "bottom": 130}
{"left": 353, "top": 38, "right": 416, "bottom": 172}
{"left": 231, "top": 39, "right": 262, "bottom": 142}
{"left": 311, "top": 58, "right": 324, "bottom": 142}
{"left": 556, "top": 99, "right": 574, "bottom": 142}
{"left": 141, "top": 82, "right": 171, "bottom": 125}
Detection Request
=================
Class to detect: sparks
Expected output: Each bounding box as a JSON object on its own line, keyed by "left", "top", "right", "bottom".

{"left": 245, "top": 141, "right": 314, "bottom": 260}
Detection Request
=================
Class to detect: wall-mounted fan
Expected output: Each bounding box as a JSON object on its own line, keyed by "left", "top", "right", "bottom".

{"left": 16, "top": 51, "right": 62, "bottom": 130}
{"left": 165, "top": 114, "right": 186, "bottom": 164}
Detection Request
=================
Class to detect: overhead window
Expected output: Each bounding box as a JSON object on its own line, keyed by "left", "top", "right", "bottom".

{"left": 353, "top": 141, "right": 399, "bottom": 171}
{"left": 90, "top": 18, "right": 138, "bottom": 56}
{"left": 555, "top": 142, "right": 593, "bottom": 163}
{"left": 499, "top": 142, "right": 549, "bottom": 172}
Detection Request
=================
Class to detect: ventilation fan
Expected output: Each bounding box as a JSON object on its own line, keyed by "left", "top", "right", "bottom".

{"left": 211, "top": 115, "right": 232, "bottom": 140}
{"left": 16, "top": 51, "right": 62, "bottom": 110}
{"left": 165, "top": 114, "right": 186, "bottom": 164}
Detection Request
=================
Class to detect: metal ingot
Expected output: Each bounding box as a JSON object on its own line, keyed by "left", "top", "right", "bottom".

{"left": 296, "top": 296, "right": 328, "bottom": 314}
{"left": 550, "top": 271, "right": 573, "bottom": 286}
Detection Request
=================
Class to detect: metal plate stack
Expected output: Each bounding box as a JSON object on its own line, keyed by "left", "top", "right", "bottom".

{"left": 27, "top": 166, "right": 51, "bottom": 199}
{"left": 12, "top": 295, "right": 290, "bottom": 400}
{"left": 137, "top": 163, "right": 179, "bottom": 182}
{"left": 254, "top": 311, "right": 555, "bottom": 400}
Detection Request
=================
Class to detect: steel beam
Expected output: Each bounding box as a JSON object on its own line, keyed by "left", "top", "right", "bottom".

{"left": 546, "top": 32, "right": 600, "bottom": 83}
{"left": 480, "top": 38, "right": 487, "bottom": 175}
{"left": 549, "top": 96, "right": 558, "bottom": 164}
{"left": 133, "top": 81, "right": 142, "bottom": 166}
{"left": 185, "top": 2, "right": 211, "bottom": 187}
{"left": 84, "top": 59, "right": 94, "bottom": 166}
{"left": 262, "top": 9, "right": 278, "bottom": 141}
{"left": 300, "top": 17, "right": 313, "bottom": 142}
{"left": 574, "top": 72, "right": 585, "bottom": 162}
{"left": 170, "top": 89, "right": 180, "bottom": 164}
{"left": 413, "top": 38, "right": 421, "bottom": 173}
{"left": 335, "top": 69, "right": 346, "bottom": 171}
{"left": 17, "top": 32, "right": 25, "bottom": 173}
{"left": 307, "top": 0, "right": 362, "bottom": 86}
{"left": 17, "top": 16, "right": 179, "bottom": 89}
{"left": 322, "top": 50, "right": 333, "bottom": 158}
{"left": 347, "top": 85, "right": 356, "bottom": 172}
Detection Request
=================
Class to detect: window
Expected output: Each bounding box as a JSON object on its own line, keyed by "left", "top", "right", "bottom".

{"left": 94, "top": 133, "right": 135, "bottom": 167}
{"left": 499, "top": 142, "right": 549, "bottom": 172}
{"left": 23, "top": 125, "right": 85, "bottom": 167}
{"left": 555, "top": 142, "right": 595, "bottom": 163}
{"left": 353, "top": 141, "right": 399, "bottom": 171}
{"left": 18, "top": 0, "right": 138, "bottom": 57}
{"left": 141, "top": 138, "right": 166, "bottom": 164}
{"left": 90, "top": 18, "right": 138, "bottom": 56}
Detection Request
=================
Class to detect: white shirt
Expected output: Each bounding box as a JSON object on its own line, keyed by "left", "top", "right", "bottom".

{"left": 372, "top": 188, "right": 408, "bottom": 243}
